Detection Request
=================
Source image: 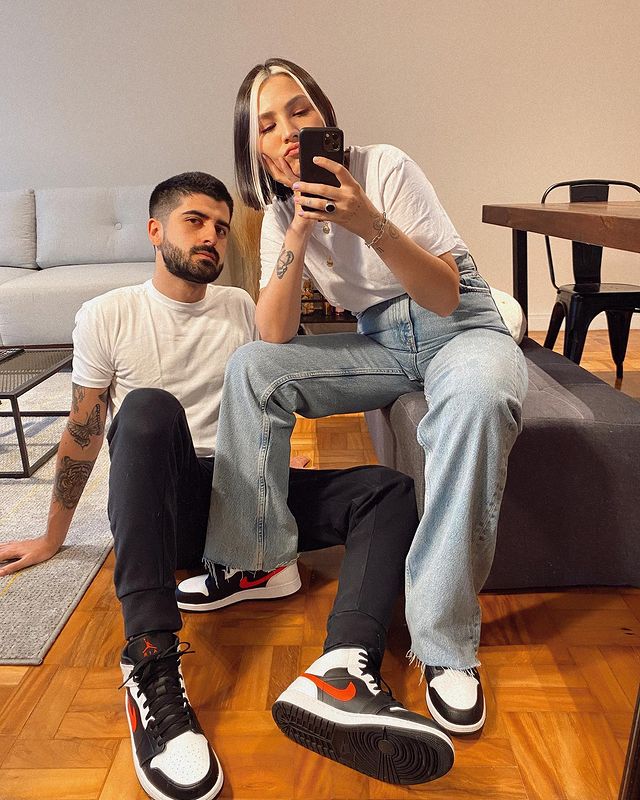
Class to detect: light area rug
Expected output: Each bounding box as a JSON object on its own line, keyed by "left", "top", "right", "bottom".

{"left": 0, "top": 371, "right": 112, "bottom": 665}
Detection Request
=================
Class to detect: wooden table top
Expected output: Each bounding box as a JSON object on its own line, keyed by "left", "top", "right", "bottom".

{"left": 482, "top": 200, "right": 640, "bottom": 253}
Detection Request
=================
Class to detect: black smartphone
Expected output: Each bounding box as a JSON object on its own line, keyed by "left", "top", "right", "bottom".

{"left": 299, "top": 127, "right": 344, "bottom": 212}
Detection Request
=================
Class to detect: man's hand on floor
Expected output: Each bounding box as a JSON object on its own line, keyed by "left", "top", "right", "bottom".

{"left": 0, "top": 536, "right": 59, "bottom": 577}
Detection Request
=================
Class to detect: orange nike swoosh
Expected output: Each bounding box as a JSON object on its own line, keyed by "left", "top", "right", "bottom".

{"left": 239, "top": 566, "right": 286, "bottom": 589}
{"left": 302, "top": 673, "right": 357, "bottom": 702}
{"left": 126, "top": 692, "right": 138, "bottom": 733}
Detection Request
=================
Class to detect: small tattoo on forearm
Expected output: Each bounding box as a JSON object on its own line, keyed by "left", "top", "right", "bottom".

{"left": 54, "top": 456, "right": 94, "bottom": 509}
{"left": 71, "top": 383, "right": 86, "bottom": 414}
{"left": 372, "top": 214, "right": 385, "bottom": 232}
{"left": 388, "top": 221, "right": 400, "bottom": 239}
{"left": 67, "top": 404, "right": 102, "bottom": 448}
{"left": 276, "top": 245, "right": 294, "bottom": 279}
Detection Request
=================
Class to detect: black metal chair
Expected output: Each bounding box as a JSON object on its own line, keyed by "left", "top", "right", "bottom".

{"left": 542, "top": 179, "right": 640, "bottom": 382}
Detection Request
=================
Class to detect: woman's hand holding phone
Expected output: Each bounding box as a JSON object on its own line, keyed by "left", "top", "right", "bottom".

{"left": 292, "top": 158, "right": 378, "bottom": 239}
{"left": 262, "top": 148, "right": 378, "bottom": 240}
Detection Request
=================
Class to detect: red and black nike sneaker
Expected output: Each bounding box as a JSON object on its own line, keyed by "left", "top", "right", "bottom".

{"left": 175, "top": 562, "right": 301, "bottom": 612}
{"left": 272, "top": 647, "right": 454, "bottom": 785}
{"left": 120, "top": 632, "right": 223, "bottom": 800}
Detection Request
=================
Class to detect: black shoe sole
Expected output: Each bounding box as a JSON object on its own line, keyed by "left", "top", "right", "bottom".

{"left": 272, "top": 701, "right": 454, "bottom": 785}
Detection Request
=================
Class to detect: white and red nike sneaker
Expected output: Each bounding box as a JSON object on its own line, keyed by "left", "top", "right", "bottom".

{"left": 120, "top": 632, "right": 223, "bottom": 800}
{"left": 272, "top": 647, "right": 454, "bottom": 785}
{"left": 176, "top": 562, "right": 301, "bottom": 612}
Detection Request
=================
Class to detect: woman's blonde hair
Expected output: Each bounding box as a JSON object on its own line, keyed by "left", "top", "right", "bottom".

{"left": 225, "top": 198, "right": 263, "bottom": 300}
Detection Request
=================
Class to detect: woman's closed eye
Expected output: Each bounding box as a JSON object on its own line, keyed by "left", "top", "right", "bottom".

{"left": 260, "top": 108, "right": 311, "bottom": 135}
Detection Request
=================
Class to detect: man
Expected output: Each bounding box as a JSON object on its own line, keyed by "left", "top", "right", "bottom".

{"left": 0, "top": 173, "right": 453, "bottom": 800}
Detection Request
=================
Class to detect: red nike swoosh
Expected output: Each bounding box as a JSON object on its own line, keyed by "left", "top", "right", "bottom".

{"left": 126, "top": 691, "right": 138, "bottom": 733}
{"left": 239, "top": 566, "right": 286, "bottom": 589}
{"left": 302, "top": 673, "right": 357, "bottom": 702}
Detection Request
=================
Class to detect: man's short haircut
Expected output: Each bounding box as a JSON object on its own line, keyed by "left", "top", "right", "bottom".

{"left": 149, "top": 172, "right": 234, "bottom": 222}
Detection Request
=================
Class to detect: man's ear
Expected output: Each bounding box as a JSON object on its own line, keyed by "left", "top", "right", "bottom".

{"left": 148, "top": 217, "right": 163, "bottom": 247}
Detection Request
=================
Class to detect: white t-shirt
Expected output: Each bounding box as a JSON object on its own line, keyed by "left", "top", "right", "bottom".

{"left": 260, "top": 144, "right": 468, "bottom": 314}
{"left": 71, "top": 280, "right": 258, "bottom": 457}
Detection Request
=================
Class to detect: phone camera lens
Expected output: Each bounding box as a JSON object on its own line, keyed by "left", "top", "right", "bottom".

{"left": 324, "top": 131, "right": 339, "bottom": 152}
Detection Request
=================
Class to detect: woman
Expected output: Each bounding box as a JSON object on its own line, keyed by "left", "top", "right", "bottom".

{"left": 204, "top": 58, "right": 528, "bottom": 738}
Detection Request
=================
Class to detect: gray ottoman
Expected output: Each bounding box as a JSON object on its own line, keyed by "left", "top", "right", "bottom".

{"left": 365, "top": 337, "right": 640, "bottom": 591}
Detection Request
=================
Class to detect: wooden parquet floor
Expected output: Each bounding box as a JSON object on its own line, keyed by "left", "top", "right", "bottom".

{"left": 1, "top": 331, "right": 639, "bottom": 800}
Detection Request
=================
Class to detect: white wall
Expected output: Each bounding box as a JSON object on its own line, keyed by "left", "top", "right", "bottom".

{"left": 1, "top": 0, "right": 639, "bottom": 328}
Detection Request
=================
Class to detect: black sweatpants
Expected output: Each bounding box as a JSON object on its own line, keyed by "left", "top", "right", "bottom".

{"left": 107, "top": 389, "right": 418, "bottom": 667}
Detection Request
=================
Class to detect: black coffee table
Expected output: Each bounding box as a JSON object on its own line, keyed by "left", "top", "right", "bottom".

{"left": 0, "top": 348, "right": 72, "bottom": 478}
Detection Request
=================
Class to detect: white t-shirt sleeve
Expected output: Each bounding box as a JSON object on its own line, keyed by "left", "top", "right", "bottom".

{"left": 71, "top": 302, "right": 114, "bottom": 388}
{"left": 381, "top": 154, "right": 460, "bottom": 257}
{"left": 259, "top": 205, "right": 287, "bottom": 290}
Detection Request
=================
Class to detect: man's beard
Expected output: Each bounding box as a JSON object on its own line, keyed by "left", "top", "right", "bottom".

{"left": 160, "top": 239, "right": 223, "bottom": 285}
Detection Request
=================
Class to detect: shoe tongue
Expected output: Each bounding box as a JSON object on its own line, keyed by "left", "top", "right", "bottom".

{"left": 126, "top": 631, "right": 177, "bottom": 662}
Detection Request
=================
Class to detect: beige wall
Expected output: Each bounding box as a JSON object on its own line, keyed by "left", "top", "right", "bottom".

{"left": 1, "top": 0, "right": 639, "bottom": 328}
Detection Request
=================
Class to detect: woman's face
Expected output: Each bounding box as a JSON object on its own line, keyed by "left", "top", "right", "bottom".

{"left": 257, "top": 74, "right": 324, "bottom": 177}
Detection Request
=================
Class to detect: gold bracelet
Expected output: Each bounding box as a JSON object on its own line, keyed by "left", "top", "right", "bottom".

{"left": 364, "top": 212, "right": 387, "bottom": 249}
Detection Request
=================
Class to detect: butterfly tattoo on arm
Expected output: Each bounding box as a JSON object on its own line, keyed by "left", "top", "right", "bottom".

{"left": 67, "top": 404, "right": 103, "bottom": 449}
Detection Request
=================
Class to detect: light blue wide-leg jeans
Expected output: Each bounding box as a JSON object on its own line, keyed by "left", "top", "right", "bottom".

{"left": 205, "top": 257, "right": 528, "bottom": 668}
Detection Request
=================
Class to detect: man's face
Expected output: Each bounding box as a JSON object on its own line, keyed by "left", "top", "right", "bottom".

{"left": 154, "top": 194, "right": 231, "bottom": 285}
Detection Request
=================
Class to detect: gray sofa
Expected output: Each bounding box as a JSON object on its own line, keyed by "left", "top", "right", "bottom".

{"left": 366, "top": 336, "right": 640, "bottom": 590}
{"left": 0, "top": 186, "right": 252, "bottom": 346}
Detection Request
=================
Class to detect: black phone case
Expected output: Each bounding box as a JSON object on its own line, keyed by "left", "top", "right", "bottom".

{"left": 299, "top": 127, "right": 344, "bottom": 211}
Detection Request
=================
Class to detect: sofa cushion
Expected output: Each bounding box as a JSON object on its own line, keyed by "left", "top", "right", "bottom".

{"left": 36, "top": 186, "right": 154, "bottom": 268}
{"left": 0, "top": 268, "right": 36, "bottom": 344}
{"left": 0, "top": 262, "right": 155, "bottom": 346}
{"left": 0, "top": 267, "right": 29, "bottom": 286}
{"left": 0, "top": 190, "right": 37, "bottom": 269}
